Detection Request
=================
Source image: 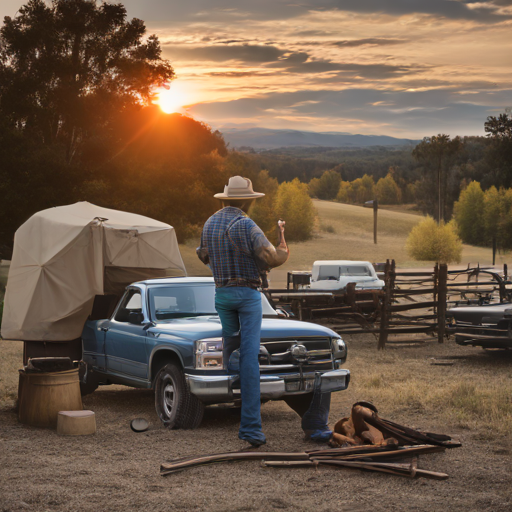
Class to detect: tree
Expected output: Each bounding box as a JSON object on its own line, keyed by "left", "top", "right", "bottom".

{"left": 250, "top": 170, "right": 280, "bottom": 238}
{"left": 453, "top": 181, "right": 485, "bottom": 245}
{"left": 484, "top": 113, "right": 512, "bottom": 188}
{"left": 375, "top": 173, "right": 401, "bottom": 204}
{"left": 0, "top": 0, "right": 174, "bottom": 161}
{"left": 350, "top": 174, "right": 375, "bottom": 203}
{"left": 412, "top": 135, "right": 462, "bottom": 222}
{"left": 274, "top": 179, "right": 316, "bottom": 242}
{"left": 482, "top": 186, "right": 512, "bottom": 251}
{"left": 308, "top": 169, "right": 341, "bottom": 200}
{"left": 336, "top": 180, "right": 351, "bottom": 203}
{"left": 406, "top": 217, "right": 462, "bottom": 264}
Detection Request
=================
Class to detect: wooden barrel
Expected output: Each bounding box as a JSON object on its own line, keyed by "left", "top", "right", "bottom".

{"left": 18, "top": 369, "right": 83, "bottom": 428}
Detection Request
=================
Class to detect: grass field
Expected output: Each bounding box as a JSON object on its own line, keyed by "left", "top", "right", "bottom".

{"left": 180, "top": 200, "right": 511, "bottom": 287}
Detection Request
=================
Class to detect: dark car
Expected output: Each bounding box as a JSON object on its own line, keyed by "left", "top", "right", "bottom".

{"left": 81, "top": 277, "right": 350, "bottom": 428}
{"left": 447, "top": 302, "right": 512, "bottom": 349}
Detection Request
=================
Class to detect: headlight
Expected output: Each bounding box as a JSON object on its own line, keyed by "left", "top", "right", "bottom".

{"left": 195, "top": 338, "right": 223, "bottom": 369}
{"left": 332, "top": 336, "right": 347, "bottom": 365}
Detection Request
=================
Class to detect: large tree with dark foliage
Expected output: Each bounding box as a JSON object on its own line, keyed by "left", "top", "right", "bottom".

{"left": 484, "top": 113, "right": 512, "bottom": 188}
{"left": 0, "top": 1, "right": 233, "bottom": 254}
{"left": 412, "top": 134, "right": 462, "bottom": 222}
{"left": 0, "top": 0, "right": 174, "bottom": 161}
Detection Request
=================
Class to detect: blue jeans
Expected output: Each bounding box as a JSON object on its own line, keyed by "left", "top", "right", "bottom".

{"left": 284, "top": 374, "right": 333, "bottom": 443}
{"left": 215, "top": 287, "right": 265, "bottom": 444}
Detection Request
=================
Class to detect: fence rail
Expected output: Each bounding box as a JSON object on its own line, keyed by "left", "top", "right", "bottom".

{"left": 266, "top": 261, "right": 511, "bottom": 349}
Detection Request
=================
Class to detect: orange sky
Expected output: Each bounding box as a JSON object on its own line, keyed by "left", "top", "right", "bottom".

{"left": 2, "top": 0, "right": 511, "bottom": 137}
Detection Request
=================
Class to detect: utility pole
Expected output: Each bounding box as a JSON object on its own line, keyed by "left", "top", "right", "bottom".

{"left": 364, "top": 199, "right": 378, "bottom": 244}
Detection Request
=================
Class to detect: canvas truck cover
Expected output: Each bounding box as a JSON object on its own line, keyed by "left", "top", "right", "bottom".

{"left": 1, "top": 202, "right": 186, "bottom": 341}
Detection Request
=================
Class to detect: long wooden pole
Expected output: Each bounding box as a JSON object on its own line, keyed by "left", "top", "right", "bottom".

{"left": 437, "top": 264, "right": 448, "bottom": 343}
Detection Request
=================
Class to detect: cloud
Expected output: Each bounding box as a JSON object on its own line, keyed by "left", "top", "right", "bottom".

{"left": 267, "top": 55, "right": 422, "bottom": 78}
{"left": 164, "top": 44, "right": 285, "bottom": 63}
{"left": 332, "top": 38, "right": 407, "bottom": 47}
{"left": 189, "top": 88, "right": 511, "bottom": 136}
{"left": 206, "top": 71, "right": 274, "bottom": 77}
{"left": 89, "top": 1, "right": 512, "bottom": 24}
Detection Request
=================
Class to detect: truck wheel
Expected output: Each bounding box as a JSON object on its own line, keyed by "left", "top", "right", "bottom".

{"left": 79, "top": 364, "right": 99, "bottom": 396}
{"left": 154, "top": 363, "right": 204, "bottom": 429}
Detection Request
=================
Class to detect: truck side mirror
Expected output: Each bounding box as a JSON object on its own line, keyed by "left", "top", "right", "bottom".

{"left": 128, "top": 311, "right": 144, "bottom": 325}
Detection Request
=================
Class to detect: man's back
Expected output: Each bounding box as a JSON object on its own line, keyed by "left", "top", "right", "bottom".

{"left": 200, "top": 206, "right": 262, "bottom": 289}
{"left": 198, "top": 206, "right": 289, "bottom": 290}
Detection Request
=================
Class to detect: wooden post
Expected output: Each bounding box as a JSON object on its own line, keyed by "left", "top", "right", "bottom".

{"left": 437, "top": 264, "right": 448, "bottom": 344}
{"left": 378, "top": 259, "right": 393, "bottom": 350}
{"left": 346, "top": 282, "right": 356, "bottom": 310}
{"left": 373, "top": 200, "right": 378, "bottom": 245}
{"left": 492, "top": 236, "right": 496, "bottom": 266}
{"left": 504, "top": 263, "right": 508, "bottom": 281}
{"left": 433, "top": 263, "right": 439, "bottom": 316}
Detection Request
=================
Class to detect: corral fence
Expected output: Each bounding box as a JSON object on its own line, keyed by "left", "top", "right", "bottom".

{"left": 265, "top": 261, "right": 511, "bottom": 349}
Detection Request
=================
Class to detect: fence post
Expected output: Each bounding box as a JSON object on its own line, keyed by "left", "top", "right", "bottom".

{"left": 433, "top": 263, "right": 439, "bottom": 316}
{"left": 437, "top": 263, "right": 448, "bottom": 343}
{"left": 378, "top": 259, "right": 393, "bottom": 350}
{"left": 346, "top": 282, "right": 356, "bottom": 310}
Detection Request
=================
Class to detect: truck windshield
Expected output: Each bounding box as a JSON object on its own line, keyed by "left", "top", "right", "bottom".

{"left": 148, "top": 285, "right": 217, "bottom": 320}
{"left": 317, "top": 265, "right": 371, "bottom": 280}
{"left": 148, "top": 284, "right": 277, "bottom": 320}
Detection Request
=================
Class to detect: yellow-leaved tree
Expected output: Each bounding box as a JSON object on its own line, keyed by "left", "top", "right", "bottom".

{"left": 406, "top": 216, "right": 462, "bottom": 263}
{"left": 275, "top": 178, "right": 316, "bottom": 241}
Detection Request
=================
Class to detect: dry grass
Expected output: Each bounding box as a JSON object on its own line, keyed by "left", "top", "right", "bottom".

{"left": 336, "top": 335, "right": 512, "bottom": 439}
{"left": 0, "top": 340, "right": 23, "bottom": 408}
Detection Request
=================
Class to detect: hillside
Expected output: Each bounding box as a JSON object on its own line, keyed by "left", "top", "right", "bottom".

{"left": 2, "top": 201, "right": 507, "bottom": 293}
{"left": 221, "top": 127, "right": 419, "bottom": 150}
{"left": 181, "top": 200, "right": 510, "bottom": 287}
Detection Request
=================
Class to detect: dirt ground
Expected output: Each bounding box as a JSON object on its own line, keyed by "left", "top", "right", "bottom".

{"left": 1, "top": 336, "right": 511, "bottom": 512}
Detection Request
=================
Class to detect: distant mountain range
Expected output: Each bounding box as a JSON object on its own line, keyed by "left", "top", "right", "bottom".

{"left": 221, "top": 128, "right": 420, "bottom": 150}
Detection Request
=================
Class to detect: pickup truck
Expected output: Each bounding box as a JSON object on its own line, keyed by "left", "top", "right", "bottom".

{"left": 309, "top": 260, "right": 384, "bottom": 291}
{"left": 81, "top": 277, "right": 350, "bottom": 429}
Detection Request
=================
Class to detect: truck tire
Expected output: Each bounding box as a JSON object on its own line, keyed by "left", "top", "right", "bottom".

{"left": 154, "top": 363, "right": 204, "bottom": 429}
{"left": 79, "top": 364, "right": 99, "bottom": 396}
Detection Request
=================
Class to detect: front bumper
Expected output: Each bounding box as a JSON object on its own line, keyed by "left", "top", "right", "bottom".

{"left": 185, "top": 369, "right": 350, "bottom": 403}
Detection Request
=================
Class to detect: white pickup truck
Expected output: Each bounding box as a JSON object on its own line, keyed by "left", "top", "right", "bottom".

{"left": 309, "top": 260, "right": 384, "bottom": 291}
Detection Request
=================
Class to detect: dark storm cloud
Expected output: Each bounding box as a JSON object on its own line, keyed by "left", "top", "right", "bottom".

{"left": 164, "top": 44, "right": 286, "bottom": 63}
{"left": 116, "top": 1, "right": 512, "bottom": 23}
{"left": 333, "top": 38, "right": 407, "bottom": 47}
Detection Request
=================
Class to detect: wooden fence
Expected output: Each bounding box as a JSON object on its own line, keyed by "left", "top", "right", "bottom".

{"left": 265, "top": 261, "right": 510, "bottom": 349}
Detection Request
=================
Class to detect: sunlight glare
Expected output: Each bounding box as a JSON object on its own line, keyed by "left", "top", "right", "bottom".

{"left": 156, "top": 86, "right": 188, "bottom": 114}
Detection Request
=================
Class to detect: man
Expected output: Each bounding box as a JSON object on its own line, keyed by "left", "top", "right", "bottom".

{"left": 197, "top": 176, "right": 289, "bottom": 447}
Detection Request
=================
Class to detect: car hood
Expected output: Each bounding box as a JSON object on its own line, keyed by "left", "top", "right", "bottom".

{"left": 148, "top": 316, "right": 337, "bottom": 342}
{"left": 310, "top": 276, "right": 384, "bottom": 290}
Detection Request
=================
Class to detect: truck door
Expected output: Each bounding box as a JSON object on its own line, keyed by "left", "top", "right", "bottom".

{"left": 104, "top": 289, "right": 148, "bottom": 379}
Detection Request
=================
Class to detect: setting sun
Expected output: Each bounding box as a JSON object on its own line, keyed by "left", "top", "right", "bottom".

{"left": 155, "top": 86, "right": 188, "bottom": 114}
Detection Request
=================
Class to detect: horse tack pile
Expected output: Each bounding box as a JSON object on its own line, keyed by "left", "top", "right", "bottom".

{"left": 160, "top": 402, "right": 461, "bottom": 479}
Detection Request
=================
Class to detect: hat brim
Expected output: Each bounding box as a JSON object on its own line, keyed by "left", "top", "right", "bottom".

{"left": 214, "top": 192, "right": 265, "bottom": 199}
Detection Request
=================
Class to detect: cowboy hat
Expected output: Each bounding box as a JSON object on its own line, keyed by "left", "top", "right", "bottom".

{"left": 214, "top": 176, "right": 265, "bottom": 200}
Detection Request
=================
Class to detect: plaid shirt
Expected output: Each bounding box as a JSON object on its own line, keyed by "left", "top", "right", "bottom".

{"left": 197, "top": 207, "right": 288, "bottom": 289}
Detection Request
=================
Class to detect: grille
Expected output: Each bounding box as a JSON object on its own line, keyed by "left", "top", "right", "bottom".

{"left": 259, "top": 337, "right": 333, "bottom": 373}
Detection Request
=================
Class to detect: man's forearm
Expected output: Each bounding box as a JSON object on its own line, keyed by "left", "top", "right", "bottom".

{"left": 257, "top": 243, "right": 289, "bottom": 269}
